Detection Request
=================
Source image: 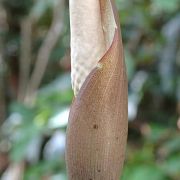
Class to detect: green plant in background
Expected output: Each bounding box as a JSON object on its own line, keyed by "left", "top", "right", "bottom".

{"left": 0, "top": 0, "right": 179, "bottom": 179}
{"left": 122, "top": 124, "right": 180, "bottom": 180}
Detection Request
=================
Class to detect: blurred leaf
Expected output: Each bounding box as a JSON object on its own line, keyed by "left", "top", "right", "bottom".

{"left": 24, "top": 159, "right": 65, "bottom": 180}
{"left": 161, "top": 135, "right": 180, "bottom": 155}
{"left": 122, "top": 165, "right": 166, "bottom": 180}
{"left": 162, "top": 155, "right": 180, "bottom": 177}
{"left": 9, "top": 102, "right": 35, "bottom": 122}
{"left": 31, "top": 0, "right": 56, "bottom": 20}
{"left": 10, "top": 122, "right": 41, "bottom": 162}
{"left": 151, "top": 0, "right": 180, "bottom": 13}
{"left": 125, "top": 49, "right": 135, "bottom": 80}
{"left": 144, "top": 125, "right": 168, "bottom": 142}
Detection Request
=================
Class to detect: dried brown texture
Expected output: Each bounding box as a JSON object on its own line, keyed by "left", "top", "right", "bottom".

{"left": 66, "top": 0, "right": 128, "bottom": 179}
{"left": 66, "top": 29, "right": 128, "bottom": 179}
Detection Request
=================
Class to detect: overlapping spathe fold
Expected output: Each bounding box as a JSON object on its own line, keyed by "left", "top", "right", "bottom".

{"left": 66, "top": 0, "right": 128, "bottom": 179}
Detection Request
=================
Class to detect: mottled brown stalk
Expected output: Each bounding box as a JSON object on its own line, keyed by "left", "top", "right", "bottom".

{"left": 66, "top": 0, "right": 128, "bottom": 179}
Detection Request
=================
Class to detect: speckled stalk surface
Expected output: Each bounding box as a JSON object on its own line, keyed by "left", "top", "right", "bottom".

{"left": 66, "top": 0, "right": 128, "bottom": 179}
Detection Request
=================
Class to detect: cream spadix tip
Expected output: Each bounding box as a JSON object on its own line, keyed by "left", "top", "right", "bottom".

{"left": 70, "top": 0, "right": 117, "bottom": 96}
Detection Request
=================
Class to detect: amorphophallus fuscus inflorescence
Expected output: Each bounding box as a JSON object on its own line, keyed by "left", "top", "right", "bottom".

{"left": 66, "top": 0, "right": 128, "bottom": 179}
